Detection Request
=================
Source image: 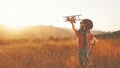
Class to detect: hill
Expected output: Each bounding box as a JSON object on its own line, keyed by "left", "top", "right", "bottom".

{"left": 20, "top": 25, "right": 75, "bottom": 39}
{"left": 0, "top": 25, "right": 75, "bottom": 40}
{"left": 0, "top": 25, "right": 117, "bottom": 40}
{"left": 96, "top": 30, "right": 120, "bottom": 38}
{"left": 91, "top": 30, "right": 107, "bottom": 35}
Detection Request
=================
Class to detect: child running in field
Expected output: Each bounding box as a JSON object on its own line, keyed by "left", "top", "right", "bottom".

{"left": 67, "top": 17, "right": 97, "bottom": 68}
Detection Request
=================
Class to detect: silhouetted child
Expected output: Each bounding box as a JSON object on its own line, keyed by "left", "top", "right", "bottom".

{"left": 67, "top": 17, "right": 97, "bottom": 68}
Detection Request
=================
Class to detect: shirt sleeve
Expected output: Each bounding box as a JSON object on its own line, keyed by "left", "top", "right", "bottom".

{"left": 75, "top": 31, "right": 82, "bottom": 38}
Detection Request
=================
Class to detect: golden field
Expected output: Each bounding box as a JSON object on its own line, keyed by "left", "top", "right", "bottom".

{"left": 0, "top": 38, "right": 120, "bottom": 68}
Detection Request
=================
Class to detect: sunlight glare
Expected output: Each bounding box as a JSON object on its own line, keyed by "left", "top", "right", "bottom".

{"left": 1, "top": 21, "right": 29, "bottom": 33}
{"left": 2, "top": 21, "right": 28, "bottom": 29}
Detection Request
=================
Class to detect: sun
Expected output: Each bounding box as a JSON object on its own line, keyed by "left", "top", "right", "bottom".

{"left": 0, "top": 22, "right": 29, "bottom": 32}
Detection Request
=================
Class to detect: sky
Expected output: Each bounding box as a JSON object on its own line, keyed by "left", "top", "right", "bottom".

{"left": 0, "top": 0, "right": 120, "bottom": 31}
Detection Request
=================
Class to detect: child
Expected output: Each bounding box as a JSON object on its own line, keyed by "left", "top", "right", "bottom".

{"left": 67, "top": 17, "right": 97, "bottom": 68}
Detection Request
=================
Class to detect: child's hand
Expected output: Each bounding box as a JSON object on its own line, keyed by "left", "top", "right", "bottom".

{"left": 67, "top": 17, "right": 75, "bottom": 23}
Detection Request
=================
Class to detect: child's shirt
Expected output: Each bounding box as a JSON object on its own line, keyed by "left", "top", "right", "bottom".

{"left": 75, "top": 30, "right": 96, "bottom": 48}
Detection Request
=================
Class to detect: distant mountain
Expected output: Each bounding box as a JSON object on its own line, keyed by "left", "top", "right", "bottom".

{"left": 96, "top": 30, "right": 120, "bottom": 38}
{"left": 91, "top": 30, "right": 107, "bottom": 35}
{"left": 20, "top": 25, "right": 75, "bottom": 39}
{"left": 0, "top": 25, "right": 74, "bottom": 40}
{"left": 0, "top": 25, "right": 117, "bottom": 40}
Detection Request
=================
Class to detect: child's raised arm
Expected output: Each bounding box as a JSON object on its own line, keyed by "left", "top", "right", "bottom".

{"left": 67, "top": 17, "right": 77, "bottom": 33}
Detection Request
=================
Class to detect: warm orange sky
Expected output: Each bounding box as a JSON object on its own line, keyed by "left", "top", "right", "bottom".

{"left": 0, "top": 0, "right": 120, "bottom": 31}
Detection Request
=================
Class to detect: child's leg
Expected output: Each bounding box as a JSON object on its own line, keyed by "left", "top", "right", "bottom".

{"left": 78, "top": 48, "right": 87, "bottom": 68}
{"left": 86, "top": 48, "right": 92, "bottom": 65}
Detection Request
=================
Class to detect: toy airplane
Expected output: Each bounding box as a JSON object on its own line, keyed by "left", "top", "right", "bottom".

{"left": 63, "top": 14, "right": 82, "bottom": 23}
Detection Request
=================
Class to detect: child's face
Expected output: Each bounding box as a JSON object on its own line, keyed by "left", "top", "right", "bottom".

{"left": 80, "top": 23, "right": 84, "bottom": 29}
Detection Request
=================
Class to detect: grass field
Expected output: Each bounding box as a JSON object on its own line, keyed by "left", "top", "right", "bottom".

{"left": 0, "top": 38, "right": 120, "bottom": 68}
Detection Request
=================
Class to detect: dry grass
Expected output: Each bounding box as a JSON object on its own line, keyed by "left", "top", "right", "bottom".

{"left": 0, "top": 38, "right": 119, "bottom": 68}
